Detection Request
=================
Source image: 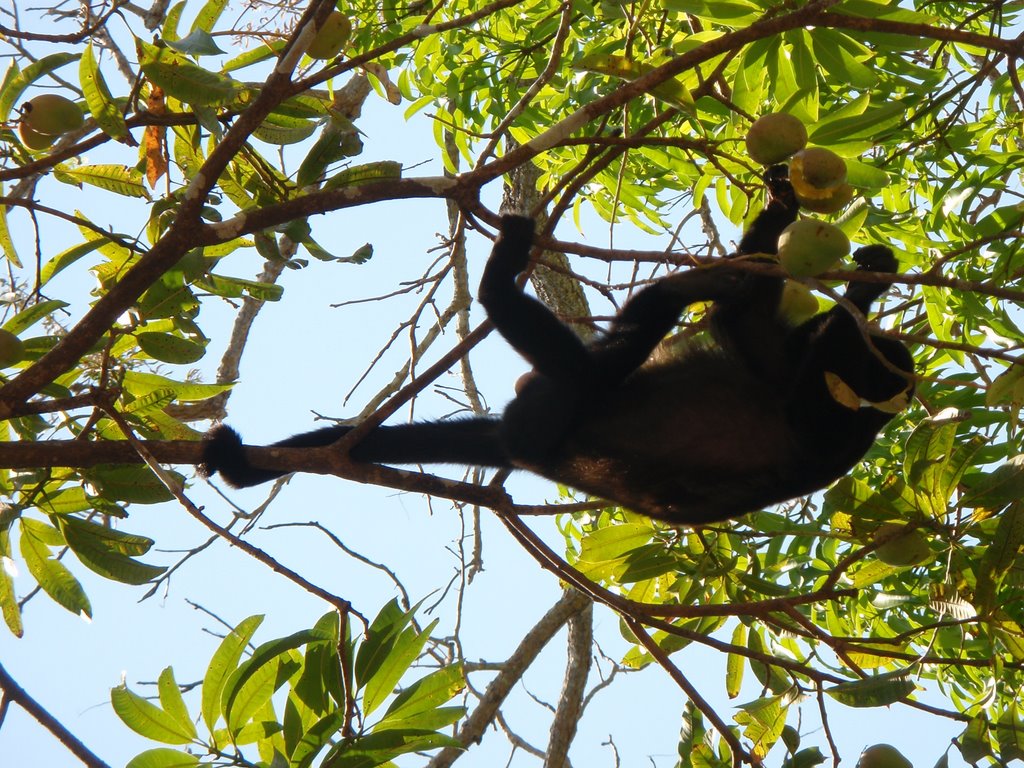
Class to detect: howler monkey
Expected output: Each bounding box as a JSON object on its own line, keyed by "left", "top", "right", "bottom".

{"left": 201, "top": 167, "right": 914, "bottom": 525}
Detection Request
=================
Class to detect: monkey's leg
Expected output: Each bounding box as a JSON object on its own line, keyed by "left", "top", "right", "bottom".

{"left": 201, "top": 418, "right": 509, "bottom": 488}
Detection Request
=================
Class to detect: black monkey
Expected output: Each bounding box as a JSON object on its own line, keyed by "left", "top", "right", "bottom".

{"left": 201, "top": 168, "right": 914, "bottom": 525}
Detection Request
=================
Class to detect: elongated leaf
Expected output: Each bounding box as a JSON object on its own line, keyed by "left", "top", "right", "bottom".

{"left": 157, "top": 668, "right": 197, "bottom": 740}
{"left": 726, "top": 624, "right": 745, "bottom": 699}
{"left": 826, "top": 674, "right": 916, "bottom": 707}
{"left": 111, "top": 685, "right": 195, "bottom": 744}
{"left": 252, "top": 114, "right": 317, "bottom": 145}
{"left": 363, "top": 618, "right": 437, "bottom": 716}
{"left": 136, "top": 331, "right": 206, "bottom": 364}
{"left": 0, "top": 527, "right": 23, "bottom": 637}
{"left": 223, "top": 629, "right": 329, "bottom": 732}
{"left": 0, "top": 53, "right": 79, "bottom": 122}
{"left": 380, "top": 664, "right": 464, "bottom": 724}
{"left": 19, "top": 518, "right": 91, "bottom": 617}
{"left": 3, "top": 300, "right": 69, "bottom": 335}
{"left": 54, "top": 164, "right": 150, "bottom": 199}
{"left": 0, "top": 184, "right": 20, "bottom": 268}
{"left": 122, "top": 370, "right": 231, "bottom": 402}
{"left": 290, "top": 710, "right": 348, "bottom": 768}
{"left": 40, "top": 241, "right": 102, "bottom": 286}
{"left": 734, "top": 696, "right": 787, "bottom": 759}
{"left": 85, "top": 466, "right": 176, "bottom": 505}
{"left": 190, "top": 0, "right": 228, "bottom": 33}
{"left": 137, "top": 40, "right": 240, "bottom": 107}
{"left": 59, "top": 517, "right": 165, "bottom": 585}
{"left": 161, "top": 1, "right": 186, "bottom": 41}
{"left": 201, "top": 614, "right": 264, "bottom": 731}
{"left": 126, "top": 748, "right": 199, "bottom": 768}
{"left": 80, "top": 43, "right": 127, "bottom": 140}
{"left": 166, "top": 30, "right": 225, "bottom": 56}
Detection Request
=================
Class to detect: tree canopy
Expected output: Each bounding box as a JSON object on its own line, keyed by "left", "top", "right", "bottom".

{"left": 2, "top": 1, "right": 1024, "bottom": 767}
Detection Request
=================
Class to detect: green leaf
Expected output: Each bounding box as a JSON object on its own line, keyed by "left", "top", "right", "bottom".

{"left": 137, "top": 39, "right": 240, "bottom": 107}
{"left": 201, "top": 614, "right": 264, "bottom": 731}
{"left": 196, "top": 273, "right": 284, "bottom": 302}
{"left": 323, "top": 160, "right": 403, "bottom": 190}
{"left": 222, "top": 40, "right": 288, "bottom": 73}
{"left": 223, "top": 629, "right": 329, "bottom": 734}
{"left": 126, "top": 748, "right": 199, "bottom": 768}
{"left": 40, "top": 241, "right": 102, "bottom": 286}
{"left": 37, "top": 487, "right": 91, "bottom": 515}
{"left": 825, "top": 672, "right": 916, "bottom": 708}
{"left": 54, "top": 164, "right": 150, "bottom": 199}
{"left": 725, "top": 624, "right": 745, "bottom": 699}
{"left": 0, "top": 526, "right": 23, "bottom": 637}
{"left": 190, "top": 0, "right": 229, "bottom": 34}
{"left": 290, "top": 710, "right": 348, "bottom": 768}
{"left": 956, "top": 716, "right": 992, "bottom": 764}
{"left": 135, "top": 332, "right": 206, "bottom": 364}
{"left": 111, "top": 684, "right": 195, "bottom": 744}
{"left": 378, "top": 664, "right": 465, "bottom": 729}
{"left": 157, "top": 668, "right": 197, "bottom": 741}
{"left": 86, "top": 465, "right": 177, "bottom": 505}
{"left": 80, "top": 43, "right": 128, "bottom": 140}
{"left": 363, "top": 618, "right": 437, "bottom": 716}
{"left": 734, "top": 695, "right": 787, "bottom": 759}
{"left": 962, "top": 455, "right": 1024, "bottom": 511}
{"left": 19, "top": 518, "right": 91, "bottom": 617}
{"left": 0, "top": 53, "right": 79, "bottom": 123}
{"left": 296, "top": 115, "right": 363, "bottom": 187}
{"left": 352, "top": 602, "right": 415, "bottom": 704}
{"left": 324, "top": 728, "right": 461, "bottom": 766}
{"left": 252, "top": 113, "right": 318, "bottom": 145}
{"left": 0, "top": 184, "right": 20, "bottom": 268}
{"left": 166, "top": 30, "right": 225, "bottom": 56}
{"left": 59, "top": 516, "right": 165, "bottom": 585}
{"left": 3, "top": 300, "right": 69, "bottom": 335}
{"left": 122, "top": 371, "right": 231, "bottom": 402}
{"left": 161, "top": 1, "right": 186, "bottom": 42}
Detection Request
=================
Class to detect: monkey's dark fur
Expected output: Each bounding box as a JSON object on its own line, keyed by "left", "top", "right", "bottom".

{"left": 201, "top": 168, "right": 914, "bottom": 525}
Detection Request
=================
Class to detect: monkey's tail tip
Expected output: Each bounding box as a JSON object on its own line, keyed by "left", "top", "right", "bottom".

{"left": 199, "top": 423, "right": 244, "bottom": 481}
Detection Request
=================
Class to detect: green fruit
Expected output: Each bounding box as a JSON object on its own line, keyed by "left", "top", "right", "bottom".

{"left": 0, "top": 329, "right": 24, "bottom": 368}
{"left": 745, "top": 113, "right": 808, "bottom": 165}
{"left": 777, "top": 219, "right": 850, "bottom": 277}
{"left": 790, "top": 148, "right": 847, "bottom": 199}
{"left": 22, "top": 94, "right": 84, "bottom": 136}
{"left": 17, "top": 121, "right": 56, "bottom": 150}
{"left": 779, "top": 280, "right": 819, "bottom": 324}
{"left": 307, "top": 11, "right": 353, "bottom": 59}
{"left": 857, "top": 743, "right": 913, "bottom": 768}
{"left": 797, "top": 182, "right": 855, "bottom": 214}
{"left": 874, "top": 524, "right": 931, "bottom": 567}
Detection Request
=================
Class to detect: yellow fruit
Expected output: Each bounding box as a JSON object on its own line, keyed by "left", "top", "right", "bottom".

{"left": 307, "top": 11, "right": 353, "bottom": 59}
{"left": 0, "top": 330, "right": 24, "bottom": 368}
{"left": 745, "top": 113, "right": 808, "bottom": 165}
{"left": 790, "top": 148, "right": 847, "bottom": 199}
{"left": 874, "top": 524, "right": 931, "bottom": 567}
{"left": 21, "top": 94, "right": 84, "bottom": 136}
{"left": 857, "top": 743, "right": 913, "bottom": 768}
{"left": 779, "top": 280, "right": 819, "bottom": 325}
{"left": 797, "top": 182, "right": 855, "bottom": 214}
{"left": 17, "top": 121, "right": 56, "bottom": 150}
{"left": 777, "top": 219, "right": 850, "bottom": 277}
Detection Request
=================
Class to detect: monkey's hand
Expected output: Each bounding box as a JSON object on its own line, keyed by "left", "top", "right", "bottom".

{"left": 490, "top": 215, "right": 535, "bottom": 276}
{"left": 852, "top": 244, "right": 898, "bottom": 274}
